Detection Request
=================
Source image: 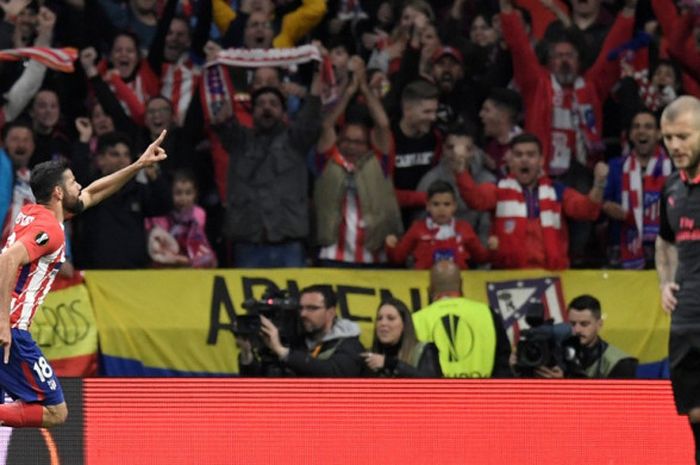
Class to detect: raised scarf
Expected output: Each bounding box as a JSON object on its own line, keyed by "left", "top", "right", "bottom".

{"left": 0, "top": 47, "right": 77, "bottom": 72}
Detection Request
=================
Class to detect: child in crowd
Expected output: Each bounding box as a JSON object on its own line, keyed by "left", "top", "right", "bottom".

{"left": 146, "top": 170, "right": 217, "bottom": 268}
{"left": 385, "top": 180, "right": 489, "bottom": 269}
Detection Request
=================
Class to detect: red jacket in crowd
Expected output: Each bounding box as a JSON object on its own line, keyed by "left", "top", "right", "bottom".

{"left": 456, "top": 172, "right": 601, "bottom": 270}
{"left": 500, "top": 10, "right": 634, "bottom": 173}
{"left": 387, "top": 218, "right": 489, "bottom": 270}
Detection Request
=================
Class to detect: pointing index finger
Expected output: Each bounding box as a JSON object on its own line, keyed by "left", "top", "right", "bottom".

{"left": 152, "top": 129, "right": 167, "bottom": 148}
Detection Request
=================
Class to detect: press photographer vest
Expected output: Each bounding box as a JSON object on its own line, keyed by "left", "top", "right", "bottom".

{"left": 584, "top": 342, "right": 630, "bottom": 378}
{"left": 412, "top": 298, "right": 496, "bottom": 378}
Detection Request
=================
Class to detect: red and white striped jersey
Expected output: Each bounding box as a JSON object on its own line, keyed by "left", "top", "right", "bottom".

{"left": 2, "top": 204, "right": 65, "bottom": 330}
{"left": 318, "top": 185, "right": 386, "bottom": 265}
{"left": 160, "top": 57, "right": 201, "bottom": 126}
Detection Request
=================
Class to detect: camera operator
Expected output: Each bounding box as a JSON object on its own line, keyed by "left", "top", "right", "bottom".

{"left": 535, "top": 295, "right": 638, "bottom": 379}
{"left": 237, "top": 285, "right": 365, "bottom": 377}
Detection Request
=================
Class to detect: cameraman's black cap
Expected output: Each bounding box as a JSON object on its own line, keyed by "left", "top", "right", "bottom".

{"left": 251, "top": 86, "right": 287, "bottom": 110}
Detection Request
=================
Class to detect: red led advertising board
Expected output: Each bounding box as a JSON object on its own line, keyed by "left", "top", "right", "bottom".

{"left": 83, "top": 379, "right": 693, "bottom": 465}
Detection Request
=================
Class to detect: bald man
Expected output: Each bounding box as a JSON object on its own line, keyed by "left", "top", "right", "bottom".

{"left": 412, "top": 261, "right": 511, "bottom": 378}
{"left": 656, "top": 96, "right": 700, "bottom": 464}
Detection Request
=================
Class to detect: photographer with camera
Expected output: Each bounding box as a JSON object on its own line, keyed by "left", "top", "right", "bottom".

{"left": 237, "top": 285, "right": 365, "bottom": 377}
{"left": 530, "top": 295, "right": 638, "bottom": 379}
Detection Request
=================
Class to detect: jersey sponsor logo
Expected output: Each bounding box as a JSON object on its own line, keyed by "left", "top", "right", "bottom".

{"left": 675, "top": 229, "right": 700, "bottom": 242}
{"left": 35, "top": 232, "right": 49, "bottom": 246}
{"left": 680, "top": 216, "right": 695, "bottom": 230}
{"left": 14, "top": 212, "right": 35, "bottom": 226}
{"left": 394, "top": 151, "right": 434, "bottom": 168}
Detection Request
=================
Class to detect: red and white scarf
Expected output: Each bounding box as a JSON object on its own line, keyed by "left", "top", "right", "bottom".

{"left": 0, "top": 47, "right": 77, "bottom": 72}
{"left": 202, "top": 45, "right": 335, "bottom": 120}
{"left": 200, "top": 63, "right": 241, "bottom": 125}
{"left": 549, "top": 75, "right": 604, "bottom": 175}
{"left": 209, "top": 45, "right": 321, "bottom": 69}
{"left": 426, "top": 217, "right": 457, "bottom": 240}
{"left": 620, "top": 148, "right": 672, "bottom": 268}
{"left": 496, "top": 177, "right": 562, "bottom": 230}
{"left": 494, "top": 177, "right": 567, "bottom": 269}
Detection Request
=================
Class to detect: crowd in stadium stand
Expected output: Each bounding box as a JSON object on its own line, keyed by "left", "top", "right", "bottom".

{"left": 0, "top": 0, "right": 697, "bottom": 273}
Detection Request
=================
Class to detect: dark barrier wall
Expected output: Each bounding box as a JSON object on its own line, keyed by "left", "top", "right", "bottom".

{"left": 83, "top": 379, "right": 693, "bottom": 465}
{"left": 5, "top": 378, "right": 83, "bottom": 465}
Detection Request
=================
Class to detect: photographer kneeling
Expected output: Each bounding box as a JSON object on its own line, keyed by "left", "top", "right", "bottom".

{"left": 534, "top": 295, "right": 638, "bottom": 379}
{"left": 237, "top": 285, "right": 365, "bottom": 377}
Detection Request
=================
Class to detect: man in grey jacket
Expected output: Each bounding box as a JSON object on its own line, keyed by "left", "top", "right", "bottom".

{"left": 213, "top": 54, "right": 323, "bottom": 267}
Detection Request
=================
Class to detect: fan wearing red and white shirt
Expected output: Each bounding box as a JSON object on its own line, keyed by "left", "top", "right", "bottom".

{"left": 0, "top": 131, "right": 168, "bottom": 429}
{"left": 314, "top": 56, "right": 402, "bottom": 267}
{"left": 386, "top": 180, "right": 489, "bottom": 269}
{"left": 455, "top": 132, "right": 607, "bottom": 270}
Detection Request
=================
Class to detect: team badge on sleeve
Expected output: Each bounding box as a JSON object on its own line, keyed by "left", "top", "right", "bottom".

{"left": 34, "top": 232, "right": 49, "bottom": 246}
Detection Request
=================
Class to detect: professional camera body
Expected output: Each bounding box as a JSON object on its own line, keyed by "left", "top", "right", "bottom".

{"left": 515, "top": 302, "right": 584, "bottom": 377}
{"left": 234, "top": 288, "right": 302, "bottom": 365}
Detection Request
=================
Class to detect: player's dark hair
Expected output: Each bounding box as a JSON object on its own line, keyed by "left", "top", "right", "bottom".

{"left": 30, "top": 160, "right": 69, "bottom": 204}
{"left": 300, "top": 285, "right": 337, "bottom": 309}
{"left": 568, "top": 294, "right": 602, "bottom": 320}
{"left": 427, "top": 179, "right": 456, "bottom": 200}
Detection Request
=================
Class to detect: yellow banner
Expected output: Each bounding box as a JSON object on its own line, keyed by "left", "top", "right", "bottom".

{"left": 30, "top": 283, "right": 98, "bottom": 360}
{"left": 84, "top": 269, "right": 668, "bottom": 375}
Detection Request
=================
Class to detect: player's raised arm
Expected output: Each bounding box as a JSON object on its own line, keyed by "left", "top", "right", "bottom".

{"left": 79, "top": 130, "right": 168, "bottom": 210}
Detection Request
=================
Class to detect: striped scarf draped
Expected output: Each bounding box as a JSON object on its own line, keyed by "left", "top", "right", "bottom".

{"left": 620, "top": 148, "right": 672, "bottom": 268}
{"left": 493, "top": 177, "right": 568, "bottom": 269}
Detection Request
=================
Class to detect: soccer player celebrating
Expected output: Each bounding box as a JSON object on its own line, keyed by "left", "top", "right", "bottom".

{"left": 0, "top": 131, "right": 167, "bottom": 428}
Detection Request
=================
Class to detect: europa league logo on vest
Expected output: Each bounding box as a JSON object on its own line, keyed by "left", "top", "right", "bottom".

{"left": 432, "top": 313, "right": 486, "bottom": 378}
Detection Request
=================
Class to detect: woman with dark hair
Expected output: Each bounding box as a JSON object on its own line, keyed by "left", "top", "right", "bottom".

{"left": 362, "top": 298, "right": 442, "bottom": 377}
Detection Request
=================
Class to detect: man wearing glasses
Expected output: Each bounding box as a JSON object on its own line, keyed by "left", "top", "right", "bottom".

{"left": 238, "top": 285, "right": 365, "bottom": 376}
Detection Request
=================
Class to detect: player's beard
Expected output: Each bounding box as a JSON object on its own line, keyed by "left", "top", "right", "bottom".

{"left": 63, "top": 193, "right": 85, "bottom": 215}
